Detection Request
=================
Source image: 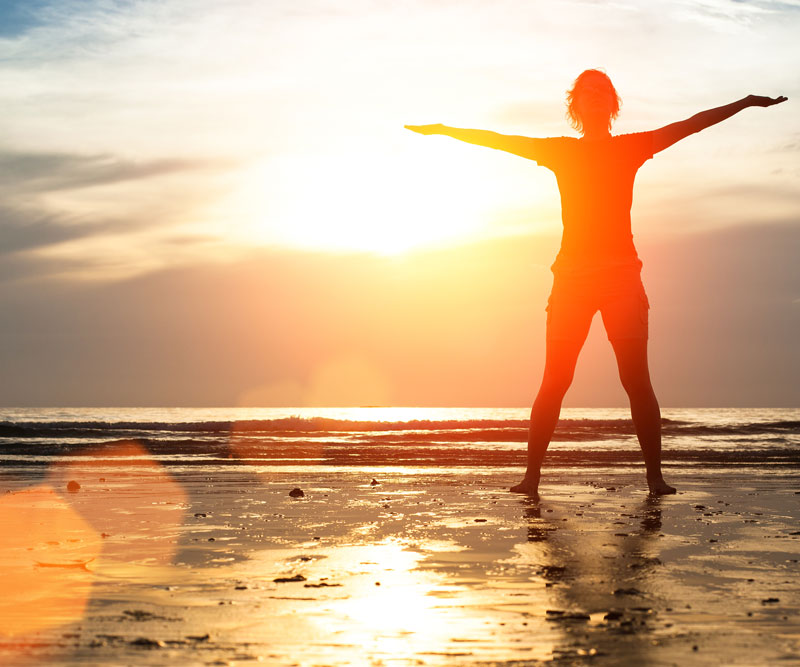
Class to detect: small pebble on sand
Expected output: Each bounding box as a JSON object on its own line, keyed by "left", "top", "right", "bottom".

{"left": 67, "top": 480, "right": 81, "bottom": 492}
{"left": 289, "top": 488, "right": 305, "bottom": 498}
{"left": 129, "top": 637, "right": 165, "bottom": 648}
{"left": 274, "top": 574, "right": 306, "bottom": 583}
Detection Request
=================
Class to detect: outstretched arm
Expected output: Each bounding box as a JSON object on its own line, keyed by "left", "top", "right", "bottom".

{"left": 652, "top": 95, "right": 787, "bottom": 154}
{"left": 405, "top": 124, "right": 546, "bottom": 160}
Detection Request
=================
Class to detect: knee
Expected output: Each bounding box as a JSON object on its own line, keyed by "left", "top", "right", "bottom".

{"left": 539, "top": 372, "right": 574, "bottom": 400}
{"left": 619, "top": 372, "right": 653, "bottom": 398}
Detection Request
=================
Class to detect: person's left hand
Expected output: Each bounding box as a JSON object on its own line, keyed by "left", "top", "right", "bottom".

{"left": 746, "top": 95, "right": 788, "bottom": 107}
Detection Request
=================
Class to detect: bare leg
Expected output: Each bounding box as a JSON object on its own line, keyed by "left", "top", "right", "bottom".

{"left": 610, "top": 337, "right": 676, "bottom": 495}
{"left": 511, "top": 335, "right": 587, "bottom": 496}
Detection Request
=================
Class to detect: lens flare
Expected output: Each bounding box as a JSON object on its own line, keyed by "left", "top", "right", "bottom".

{"left": 0, "top": 485, "right": 101, "bottom": 638}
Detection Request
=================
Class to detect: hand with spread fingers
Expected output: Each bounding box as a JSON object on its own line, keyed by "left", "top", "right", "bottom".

{"left": 745, "top": 95, "right": 788, "bottom": 107}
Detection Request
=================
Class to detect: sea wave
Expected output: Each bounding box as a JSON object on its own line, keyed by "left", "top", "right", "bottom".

{"left": 0, "top": 417, "right": 800, "bottom": 448}
{"left": 0, "top": 413, "right": 797, "bottom": 465}
{"left": 0, "top": 441, "right": 797, "bottom": 467}
{"left": 0, "top": 417, "right": 798, "bottom": 438}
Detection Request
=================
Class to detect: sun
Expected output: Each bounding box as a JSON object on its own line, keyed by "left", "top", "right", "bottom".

{"left": 225, "top": 143, "right": 510, "bottom": 255}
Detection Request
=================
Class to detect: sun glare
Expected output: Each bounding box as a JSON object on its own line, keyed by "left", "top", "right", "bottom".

{"left": 227, "top": 145, "right": 509, "bottom": 255}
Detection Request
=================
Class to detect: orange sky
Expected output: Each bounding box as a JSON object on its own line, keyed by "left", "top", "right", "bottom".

{"left": 0, "top": 0, "right": 797, "bottom": 406}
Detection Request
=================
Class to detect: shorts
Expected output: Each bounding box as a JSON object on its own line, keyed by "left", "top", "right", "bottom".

{"left": 545, "top": 268, "right": 649, "bottom": 342}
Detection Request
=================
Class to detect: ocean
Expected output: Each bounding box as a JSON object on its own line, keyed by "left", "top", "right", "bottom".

{"left": 1, "top": 407, "right": 798, "bottom": 471}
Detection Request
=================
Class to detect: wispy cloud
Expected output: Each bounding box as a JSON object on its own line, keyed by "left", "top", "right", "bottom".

{"left": 0, "top": 205, "right": 110, "bottom": 255}
{"left": 0, "top": 150, "right": 221, "bottom": 194}
{"left": 0, "top": 0, "right": 795, "bottom": 282}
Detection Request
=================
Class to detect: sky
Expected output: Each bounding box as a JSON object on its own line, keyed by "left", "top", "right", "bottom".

{"left": 0, "top": 0, "right": 798, "bottom": 407}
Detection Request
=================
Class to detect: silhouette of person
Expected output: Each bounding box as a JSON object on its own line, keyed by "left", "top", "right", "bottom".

{"left": 406, "top": 69, "right": 786, "bottom": 497}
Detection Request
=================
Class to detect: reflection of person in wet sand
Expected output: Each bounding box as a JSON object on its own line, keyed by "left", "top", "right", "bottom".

{"left": 520, "top": 495, "right": 666, "bottom": 662}
{"left": 406, "top": 70, "right": 786, "bottom": 496}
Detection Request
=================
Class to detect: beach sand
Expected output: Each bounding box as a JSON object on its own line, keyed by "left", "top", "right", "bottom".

{"left": 1, "top": 462, "right": 799, "bottom": 665}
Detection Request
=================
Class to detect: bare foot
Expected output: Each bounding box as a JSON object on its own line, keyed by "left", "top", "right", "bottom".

{"left": 647, "top": 478, "right": 676, "bottom": 496}
{"left": 510, "top": 476, "right": 540, "bottom": 497}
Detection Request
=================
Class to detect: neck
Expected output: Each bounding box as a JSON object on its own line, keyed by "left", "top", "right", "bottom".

{"left": 581, "top": 115, "right": 612, "bottom": 140}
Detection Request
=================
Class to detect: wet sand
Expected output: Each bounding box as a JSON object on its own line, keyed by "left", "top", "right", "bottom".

{"left": 1, "top": 463, "right": 799, "bottom": 665}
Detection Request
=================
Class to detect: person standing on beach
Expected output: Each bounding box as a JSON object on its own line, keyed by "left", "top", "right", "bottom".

{"left": 406, "top": 70, "right": 786, "bottom": 497}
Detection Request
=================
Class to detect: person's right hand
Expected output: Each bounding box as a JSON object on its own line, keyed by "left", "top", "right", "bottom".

{"left": 746, "top": 95, "right": 788, "bottom": 107}
{"left": 404, "top": 123, "right": 445, "bottom": 135}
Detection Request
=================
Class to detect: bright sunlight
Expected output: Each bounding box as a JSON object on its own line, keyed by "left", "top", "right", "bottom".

{"left": 224, "top": 143, "right": 516, "bottom": 255}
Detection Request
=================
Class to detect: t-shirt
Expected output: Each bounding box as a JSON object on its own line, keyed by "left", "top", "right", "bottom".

{"left": 531, "top": 132, "right": 654, "bottom": 276}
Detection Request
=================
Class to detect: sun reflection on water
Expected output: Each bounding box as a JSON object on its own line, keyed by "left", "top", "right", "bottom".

{"left": 239, "top": 538, "right": 516, "bottom": 662}
{"left": 328, "top": 541, "right": 443, "bottom": 643}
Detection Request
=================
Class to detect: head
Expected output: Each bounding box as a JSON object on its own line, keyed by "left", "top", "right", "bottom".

{"left": 566, "top": 69, "right": 621, "bottom": 135}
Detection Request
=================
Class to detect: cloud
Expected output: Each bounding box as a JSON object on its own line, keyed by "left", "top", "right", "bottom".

{"left": 0, "top": 148, "right": 235, "bottom": 283}
{"left": 0, "top": 248, "right": 108, "bottom": 285}
{"left": 0, "top": 150, "right": 221, "bottom": 194}
{"left": 0, "top": 0, "right": 795, "bottom": 284}
{"left": 0, "top": 206, "right": 111, "bottom": 256}
{"left": 671, "top": 0, "right": 771, "bottom": 28}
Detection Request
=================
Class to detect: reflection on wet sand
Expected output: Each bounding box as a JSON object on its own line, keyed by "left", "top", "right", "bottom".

{"left": 515, "top": 494, "right": 667, "bottom": 662}
{"left": 273, "top": 540, "right": 494, "bottom": 660}
{"left": 1, "top": 466, "right": 799, "bottom": 665}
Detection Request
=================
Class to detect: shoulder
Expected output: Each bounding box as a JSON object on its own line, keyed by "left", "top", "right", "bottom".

{"left": 528, "top": 136, "right": 578, "bottom": 169}
{"left": 612, "top": 131, "right": 653, "bottom": 142}
{"left": 612, "top": 131, "right": 654, "bottom": 145}
{"left": 612, "top": 131, "right": 655, "bottom": 163}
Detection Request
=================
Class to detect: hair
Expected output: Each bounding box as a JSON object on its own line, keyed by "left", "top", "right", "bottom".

{"left": 565, "top": 69, "right": 621, "bottom": 134}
